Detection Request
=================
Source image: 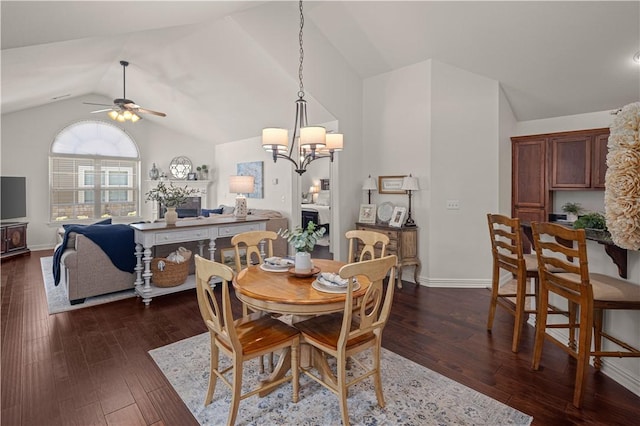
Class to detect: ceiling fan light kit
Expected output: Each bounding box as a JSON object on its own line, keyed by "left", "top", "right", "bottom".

{"left": 85, "top": 60, "right": 166, "bottom": 123}
{"left": 261, "top": 0, "right": 343, "bottom": 175}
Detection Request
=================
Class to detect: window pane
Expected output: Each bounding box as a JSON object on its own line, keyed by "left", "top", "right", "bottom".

{"left": 49, "top": 121, "right": 140, "bottom": 221}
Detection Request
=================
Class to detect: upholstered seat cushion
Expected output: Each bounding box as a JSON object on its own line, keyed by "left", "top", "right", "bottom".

{"left": 554, "top": 272, "right": 640, "bottom": 303}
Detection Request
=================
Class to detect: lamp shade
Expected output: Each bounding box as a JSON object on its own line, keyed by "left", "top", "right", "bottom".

{"left": 401, "top": 175, "right": 420, "bottom": 191}
{"left": 362, "top": 175, "right": 377, "bottom": 191}
{"left": 262, "top": 128, "right": 288, "bottom": 152}
{"left": 300, "top": 126, "right": 326, "bottom": 149}
{"left": 229, "top": 175, "right": 255, "bottom": 194}
{"left": 324, "top": 133, "right": 344, "bottom": 151}
{"left": 309, "top": 185, "right": 320, "bottom": 194}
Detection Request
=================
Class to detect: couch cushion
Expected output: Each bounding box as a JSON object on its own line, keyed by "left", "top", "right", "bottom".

{"left": 201, "top": 208, "right": 224, "bottom": 217}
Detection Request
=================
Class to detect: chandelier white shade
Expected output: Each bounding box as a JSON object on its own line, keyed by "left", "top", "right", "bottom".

{"left": 229, "top": 175, "right": 255, "bottom": 219}
{"left": 261, "top": 0, "right": 343, "bottom": 175}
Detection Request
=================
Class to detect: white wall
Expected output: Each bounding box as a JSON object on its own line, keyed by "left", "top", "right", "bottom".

{"left": 1, "top": 94, "right": 213, "bottom": 250}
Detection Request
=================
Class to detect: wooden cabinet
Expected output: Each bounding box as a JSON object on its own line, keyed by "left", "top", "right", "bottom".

{"left": 355, "top": 222, "right": 421, "bottom": 288}
{"left": 549, "top": 129, "right": 609, "bottom": 190}
{"left": 511, "top": 137, "right": 550, "bottom": 252}
{"left": 1, "top": 222, "right": 30, "bottom": 260}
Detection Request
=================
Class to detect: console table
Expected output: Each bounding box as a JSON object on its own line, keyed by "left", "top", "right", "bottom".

{"left": 355, "top": 222, "right": 421, "bottom": 288}
{"left": 130, "top": 216, "right": 267, "bottom": 305}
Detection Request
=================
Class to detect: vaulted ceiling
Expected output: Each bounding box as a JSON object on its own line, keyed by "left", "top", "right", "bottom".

{"left": 2, "top": 1, "right": 639, "bottom": 145}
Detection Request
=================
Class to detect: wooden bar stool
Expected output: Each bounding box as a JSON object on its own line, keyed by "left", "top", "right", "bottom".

{"left": 531, "top": 222, "right": 640, "bottom": 408}
{"left": 486, "top": 214, "right": 542, "bottom": 352}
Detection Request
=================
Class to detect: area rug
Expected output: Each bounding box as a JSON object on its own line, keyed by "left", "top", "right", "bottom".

{"left": 40, "top": 256, "right": 136, "bottom": 314}
{"left": 149, "top": 333, "right": 533, "bottom": 425}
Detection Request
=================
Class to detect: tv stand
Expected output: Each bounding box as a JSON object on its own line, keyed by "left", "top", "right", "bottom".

{"left": 1, "top": 222, "right": 30, "bottom": 260}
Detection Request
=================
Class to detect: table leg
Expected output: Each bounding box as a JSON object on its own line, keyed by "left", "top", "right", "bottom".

{"left": 208, "top": 238, "right": 216, "bottom": 261}
{"left": 141, "top": 245, "right": 153, "bottom": 306}
{"left": 134, "top": 244, "right": 143, "bottom": 297}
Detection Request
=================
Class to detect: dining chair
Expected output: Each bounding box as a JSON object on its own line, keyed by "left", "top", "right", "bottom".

{"left": 346, "top": 229, "right": 390, "bottom": 263}
{"left": 530, "top": 222, "right": 640, "bottom": 408}
{"left": 295, "top": 255, "right": 398, "bottom": 425}
{"left": 194, "top": 255, "right": 300, "bottom": 425}
{"left": 231, "top": 230, "right": 282, "bottom": 372}
{"left": 230, "top": 230, "right": 278, "bottom": 272}
{"left": 486, "top": 213, "right": 543, "bottom": 352}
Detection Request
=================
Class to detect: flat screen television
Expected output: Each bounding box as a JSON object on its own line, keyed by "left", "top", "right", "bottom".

{"left": 1, "top": 176, "right": 27, "bottom": 220}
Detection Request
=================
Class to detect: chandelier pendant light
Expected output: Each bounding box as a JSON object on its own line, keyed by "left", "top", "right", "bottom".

{"left": 262, "top": 0, "right": 343, "bottom": 175}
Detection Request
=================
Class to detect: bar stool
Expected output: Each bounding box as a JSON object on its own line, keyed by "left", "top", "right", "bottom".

{"left": 486, "top": 214, "right": 541, "bottom": 353}
{"left": 531, "top": 222, "right": 640, "bottom": 408}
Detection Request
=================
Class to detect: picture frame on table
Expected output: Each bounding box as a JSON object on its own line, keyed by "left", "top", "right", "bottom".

{"left": 389, "top": 206, "right": 407, "bottom": 228}
{"left": 378, "top": 175, "right": 407, "bottom": 194}
{"left": 186, "top": 172, "right": 198, "bottom": 181}
{"left": 358, "top": 204, "right": 377, "bottom": 224}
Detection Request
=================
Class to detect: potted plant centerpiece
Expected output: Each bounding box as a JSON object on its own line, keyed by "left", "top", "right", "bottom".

{"left": 572, "top": 211, "right": 610, "bottom": 241}
{"left": 145, "top": 182, "right": 197, "bottom": 226}
{"left": 562, "top": 202, "right": 584, "bottom": 222}
{"left": 279, "top": 221, "right": 326, "bottom": 273}
{"left": 196, "top": 164, "right": 209, "bottom": 180}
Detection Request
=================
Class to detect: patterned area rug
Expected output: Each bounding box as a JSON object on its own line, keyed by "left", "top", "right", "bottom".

{"left": 40, "top": 256, "right": 136, "bottom": 314}
{"left": 149, "top": 333, "right": 533, "bottom": 426}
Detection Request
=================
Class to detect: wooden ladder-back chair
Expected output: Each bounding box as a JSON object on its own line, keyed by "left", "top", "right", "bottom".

{"left": 346, "top": 230, "right": 390, "bottom": 263}
{"left": 531, "top": 222, "right": 640, "bottom": 408}
{"left": 295, "top": 255, "right": 398, "bottom": 425}
{"left": 230, "top": 230, "right": 277, "bottom": 273}
{"left": 486, "top": 213, "right": 543, "bottom": 352}
{"left": 194, "top": 255, "right": 300, "bottom": 425}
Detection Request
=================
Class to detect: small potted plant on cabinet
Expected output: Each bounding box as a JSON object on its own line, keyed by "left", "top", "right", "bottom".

{"left": 562, "top": 202, "right": 584, "bottom": 222}
{"left": 196, "top": 165, "right": 209, "bottom": 180}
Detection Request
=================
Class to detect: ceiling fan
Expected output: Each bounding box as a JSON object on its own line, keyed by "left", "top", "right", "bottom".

{"left": 84, "top": 60, "right": 166, "bottom": 122}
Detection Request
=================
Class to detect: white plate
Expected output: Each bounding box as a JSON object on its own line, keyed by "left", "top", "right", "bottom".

{"left": 377, "top": 202, "right": 394, "bottom": 223}
{"left": 260, "top": 263, "right": 290, "bottom": 273}
{"left": 312, "top": 279, "right": 361, "bottom": 293}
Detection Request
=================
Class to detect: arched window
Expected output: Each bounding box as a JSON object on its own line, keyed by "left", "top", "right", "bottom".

{"left": 50, "top": 121, "right": 140, "bottom": 222}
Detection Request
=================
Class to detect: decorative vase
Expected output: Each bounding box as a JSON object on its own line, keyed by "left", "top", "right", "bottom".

{"left": 149, "top": 163, "right": 159, "bottom": 180}
{"left": 567, "top": 213, "right": 578, "bottom": 222}
{"left": 294, "top": 251, "right": 312, "bottom": 273}
{"left": 165, "top": 207, "right": 178, "bottom": 226}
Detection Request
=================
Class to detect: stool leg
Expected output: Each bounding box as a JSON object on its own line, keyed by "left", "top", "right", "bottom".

{"left": 512, "top": 272, "right": 526, "bottom": 353}
{"left": 568, "top": 301, "right": 577, "bottom": 350}
{"left": 573, "top": 304, "right": 593, "bottom": 408}
{"left": 486, "top": 262, "right": 500, "bottom": 332}
{"left": 593, "top": 308, "right": 604, "bottom": 370}
{"left": 531, "top": 286, "right": 549, "bottom": 370}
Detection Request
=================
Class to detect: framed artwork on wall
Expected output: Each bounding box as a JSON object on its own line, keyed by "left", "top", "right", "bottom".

{"left": 389, "top": 206, "right": 407, "bottom": 228}
{"left": 378, "top": 175, "right": 407, "bottom": 194}
{"left": 358, "top": 204, "right": 377, "bottom": 224}
{"left": 237, "top": 161, "right": 264, "bottom": 198}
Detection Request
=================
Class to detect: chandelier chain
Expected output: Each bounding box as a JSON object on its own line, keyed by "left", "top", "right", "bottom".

{"left": 298, "top": 0, "right": 305, "bottom": 99}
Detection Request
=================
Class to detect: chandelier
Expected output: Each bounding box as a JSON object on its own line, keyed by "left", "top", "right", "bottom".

{"left": 262, "top": 0, "right": 343, "bottom": 175}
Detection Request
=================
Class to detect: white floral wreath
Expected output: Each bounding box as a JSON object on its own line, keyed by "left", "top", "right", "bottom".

{"left": 605, "top": 102, "right": 640, "bottom": 249}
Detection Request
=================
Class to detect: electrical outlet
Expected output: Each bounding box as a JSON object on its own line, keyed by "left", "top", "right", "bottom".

{"left": 446, "top": 200, "right": 460, "bottom": 210}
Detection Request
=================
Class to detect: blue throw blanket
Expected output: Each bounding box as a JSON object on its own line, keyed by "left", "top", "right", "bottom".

{"left": 53, "top": 224, "right": 136, "bottom": 286}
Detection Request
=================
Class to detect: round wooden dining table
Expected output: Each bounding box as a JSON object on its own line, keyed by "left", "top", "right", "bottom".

{"left": 233, "top": 258, "right": 371, "bottom": 394}
{"left": 233, "top": 258, "right": 371, "bottom": 317}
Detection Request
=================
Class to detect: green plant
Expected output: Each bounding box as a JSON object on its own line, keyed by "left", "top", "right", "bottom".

{"left": 573, "top": 212, "right": 607, "bottom": 230}
{"left": 562, "top": 202, "right": 584, "bottom": 215}
{"left": 196, "top": 165, "right": 208, "bottom": 172}
{"left": 145, "top": 182, "right": 197, "bottom": 207}
{"left": 278, "top": 221, "right": 326, "bottom": 253}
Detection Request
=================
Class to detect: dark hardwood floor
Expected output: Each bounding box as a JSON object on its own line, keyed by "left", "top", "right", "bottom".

{"left": 2, "top": 250, "right": 639, "bottom": 425}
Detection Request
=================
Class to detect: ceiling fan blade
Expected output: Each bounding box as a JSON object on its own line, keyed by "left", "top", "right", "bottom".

{"left": 137, "top": 107, "right": 167, "bottom": 117}
{"left": 83, "top": 102, "right": 113, "bottom": 107}
{"left": 90, "top": 108, "right": 115, "bottom": 113}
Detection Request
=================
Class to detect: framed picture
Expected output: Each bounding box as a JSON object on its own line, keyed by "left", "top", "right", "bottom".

{"left": 237, "top": 161, "right": 264, "bottom": 199}
{"left": 378, "top": 175, "right": 407, "bottom": 194}
{"left": 358, "top": 204, "right": 377, "bottom": 224}
{"left": 186, "top": 172, "right": 198, "bottom": 181}
{"left": 219, "top": 247, "right": 247, "bottom": 270}
{"left": 389, "top": 206, "right": 407, "bottom": 228}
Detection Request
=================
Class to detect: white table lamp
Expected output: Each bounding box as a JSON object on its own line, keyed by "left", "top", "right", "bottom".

{"left": 229, "top": 175, "right": 255, "bottom": 219}
{"left": 362, "top": 175, "right": 377, "bottom": 204}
